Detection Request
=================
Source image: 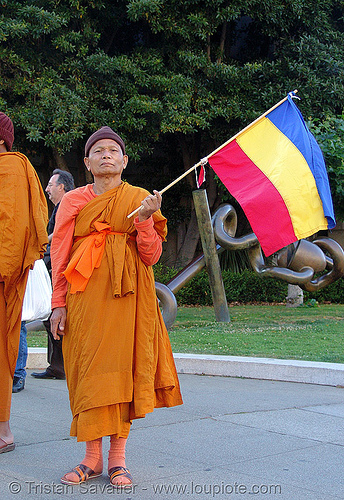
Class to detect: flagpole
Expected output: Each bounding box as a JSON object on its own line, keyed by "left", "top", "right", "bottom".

{"left": 207, "top": 89, "right": 298, "bottom": 160}
{"left": 127, "top": 90, "right": 297, "bottom": 218}
{"left": 126, "top": 162, "right": 202, "bottom": 218}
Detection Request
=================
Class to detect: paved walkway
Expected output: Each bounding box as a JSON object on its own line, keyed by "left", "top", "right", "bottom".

{"left": 1, "top": 370, "right": 344, "bottom": 499}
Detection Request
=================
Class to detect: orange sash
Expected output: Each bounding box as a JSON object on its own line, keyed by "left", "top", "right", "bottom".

{"left": 63, "top": 221, "right": 134, "bottom": 293}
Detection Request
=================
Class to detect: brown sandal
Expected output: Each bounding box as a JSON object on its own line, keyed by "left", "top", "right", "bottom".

{"left": 61, "top": 464, "right": 102, "bottom": 485}
{"left": 0, "top": 438, "right": 15, "bottom": 454}
{"left": 108, "top": 466, "right": 133, "bottom": 486}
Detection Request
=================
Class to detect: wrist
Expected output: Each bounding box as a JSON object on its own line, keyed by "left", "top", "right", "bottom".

{"left": 138, "top": 213, "right": 149, "bottom": 222}
{"left": 135, "top": 215, "right": 153, "bottom": 227}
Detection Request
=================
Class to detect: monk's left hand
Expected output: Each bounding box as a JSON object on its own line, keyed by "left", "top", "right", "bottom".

{"left": 138, "top": 190, "right": 162, "bottom": 222}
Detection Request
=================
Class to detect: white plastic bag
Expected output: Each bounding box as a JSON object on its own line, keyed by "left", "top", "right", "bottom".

{"left": 22, "top": 259, "right": 52, "bottom": 321}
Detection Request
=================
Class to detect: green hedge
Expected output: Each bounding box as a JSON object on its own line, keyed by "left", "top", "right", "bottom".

{"left": 153, "top": 265, "right": 344, "bottom": 305}
{"left": 303, "top": 278, "right": 344, "bottom": 304}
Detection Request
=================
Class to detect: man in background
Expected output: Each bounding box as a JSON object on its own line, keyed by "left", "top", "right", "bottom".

{"left": 31, "top": 169, "right": 75, "bottom": 380}
{"left": 12, "top": 322, "right": 28, "bottom": 393}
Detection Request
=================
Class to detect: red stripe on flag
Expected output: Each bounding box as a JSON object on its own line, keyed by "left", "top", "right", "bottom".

{"left": 208, "top": 141, "right": 297, "bottom": 256}
{"left": 196, "top": 165, "right": 205, "bottom": 188}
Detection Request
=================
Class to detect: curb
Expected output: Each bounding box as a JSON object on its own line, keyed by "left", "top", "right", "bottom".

{"left": 27, "top": 348, "right": 48, "bottom": 370}
{"left": 28, "top": 348, "right": 344, "bottom": 387}
{"left": 173, "top": 353, "right": 344, "bottom": 387}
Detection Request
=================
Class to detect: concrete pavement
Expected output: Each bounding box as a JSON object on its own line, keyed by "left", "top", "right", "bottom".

{"left": 1, "top": 369, "right": 344, "bottom": 500}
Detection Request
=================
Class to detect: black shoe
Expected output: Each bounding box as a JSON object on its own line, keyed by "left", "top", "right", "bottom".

{"left": 31, "top": 370, "right": 65, "bottom": 380}
{"left": 12, "top": 377, "right": 25, "bottom": 393}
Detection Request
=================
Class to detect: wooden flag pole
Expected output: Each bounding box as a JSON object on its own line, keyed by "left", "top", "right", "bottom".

{"left": 127, "top": 90, "right": 298, "bottom": 218}
{"left": 206, "top": 89, "right": 298, "bottom": 160}
{"left": 157, "top": 162, "right": 202, "bottom": 195}
{"left": 126, "top": 162, "right": 202, "bottom": 218}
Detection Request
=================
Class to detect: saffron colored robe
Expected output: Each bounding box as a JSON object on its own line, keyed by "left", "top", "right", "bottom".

{"left": 0, "top": 152, "right": 48, "bottom": 420}
{"left": 51, "top": 182, "right": 183, "bottom": 441}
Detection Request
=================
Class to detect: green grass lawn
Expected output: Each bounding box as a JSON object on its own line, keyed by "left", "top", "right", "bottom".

{"left": 27, "top": 303, "right": 344, "bottom": 363}
{"left": 168, "top": 304, "right": 344, "bottom": 363}
{"left": 27, "top": 330, "right": 48, "bottom": 348}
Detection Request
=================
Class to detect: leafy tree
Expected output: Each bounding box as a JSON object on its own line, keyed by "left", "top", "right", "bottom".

{"left": 126, "top": 0, "right": 344, "bottom": 266}
{"left": 1, "top": 0, "right": 344, "bottom": 267}
{"left": 309, "top": 114, "right": 344, "bottom": 219}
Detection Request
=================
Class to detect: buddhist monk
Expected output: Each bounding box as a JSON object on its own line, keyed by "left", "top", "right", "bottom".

{"left": 0, "top": 112, "right": 48, "bottom": 453}
{"left": 50, "top": 126, "right": 183, "bottom": 486}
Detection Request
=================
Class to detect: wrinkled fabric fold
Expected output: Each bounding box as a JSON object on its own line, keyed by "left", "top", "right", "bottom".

{"left": 105, "top": 233, "right": 136, "bottom": 297}
{"left": 52, "top": 182, "right": 182, "bottom": 441}
{"left": 63, "top": 221, "right": 135, "bottom": 295}
{"left": 0, "top": 152, "right": 48, "bottom": 419}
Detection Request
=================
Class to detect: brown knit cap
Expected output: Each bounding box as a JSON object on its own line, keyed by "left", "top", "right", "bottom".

{"left": 0, "top": 112, "right": 14, "bottom": 151}
{"left": 84, "top": 126, "right": 126, "bottom": 157}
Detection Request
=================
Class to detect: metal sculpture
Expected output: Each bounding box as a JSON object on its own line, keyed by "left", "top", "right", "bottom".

{"left": 27, "top": 206, "right": 344, "bottom": 331}
{"left": 157, "top": 203, "right": 344, "bottom": 329}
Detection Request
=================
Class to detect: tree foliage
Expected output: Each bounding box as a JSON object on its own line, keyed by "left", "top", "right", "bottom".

{"left": 1, "top": 0, "right": 344, "bottom": 266}
{"left": 309, "top": 114, "right": 344, "bottom": 219}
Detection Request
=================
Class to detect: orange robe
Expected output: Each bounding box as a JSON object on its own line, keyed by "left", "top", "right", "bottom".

{"left": 51, "top": 182, "right": 183, "bottom": 441}
{"left": 0, "top": 152, "right": 48, "bottom": 420}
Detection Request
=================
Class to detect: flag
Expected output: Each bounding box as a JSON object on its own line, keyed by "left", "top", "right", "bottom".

{"left": 195, "top": 159, "right": 206, "bottom": 188}
{"left": 207, "top": 93, "right": 335, "bottom": 256}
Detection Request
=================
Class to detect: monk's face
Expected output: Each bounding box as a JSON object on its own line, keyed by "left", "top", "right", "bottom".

{"left": 84, "top": 139, "right": 128, "bottom": 179}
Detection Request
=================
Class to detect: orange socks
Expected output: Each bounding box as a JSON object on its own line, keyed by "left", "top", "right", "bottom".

{"left": 62, "top": 436, "right": 131, "bottom": 485}
{"left": 108, "top": 436, "right": 127, "bottom": 469}
{"left": 62, "top": 438, "right": 103, "bottom": 484}
{"left": 108, "top": 436, "right": 132, "bottom": 486}
{"left": 81, "top": 437, "right": 103, "bottom": 473}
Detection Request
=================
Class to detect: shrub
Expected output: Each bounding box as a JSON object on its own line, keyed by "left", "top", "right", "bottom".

{"left": 304, "top": 278, "right": 344, "bottom": 303}
{"left": 154, "top": 266, "right": 289, "bottom": 305}
{"left": 154, "top": 265, "right": 344, "bottom": 305}
{"left": 153, "top": 263, "right": 178, "bottom": 283}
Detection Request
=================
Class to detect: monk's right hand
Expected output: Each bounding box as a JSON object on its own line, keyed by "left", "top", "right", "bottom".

{"left": 50, "top": 307, "right": 67, "bottom": 340}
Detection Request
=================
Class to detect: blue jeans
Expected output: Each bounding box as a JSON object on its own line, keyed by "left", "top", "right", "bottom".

{"left": 14, "top": 321, "right": 28, "bottom": 380}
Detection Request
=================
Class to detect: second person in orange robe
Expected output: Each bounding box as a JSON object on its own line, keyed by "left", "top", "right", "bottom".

{"left": 0, "top": 112, "right": 48, "bottom": 453}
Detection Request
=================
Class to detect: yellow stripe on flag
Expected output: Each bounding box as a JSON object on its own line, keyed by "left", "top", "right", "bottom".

{"left": 237, "top": 117, "right": 328, "bottom": 240}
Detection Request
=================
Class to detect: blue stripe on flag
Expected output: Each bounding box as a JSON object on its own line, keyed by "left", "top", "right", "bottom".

{"left": 266, "top": 96, "right": 336, "bottom": 229}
